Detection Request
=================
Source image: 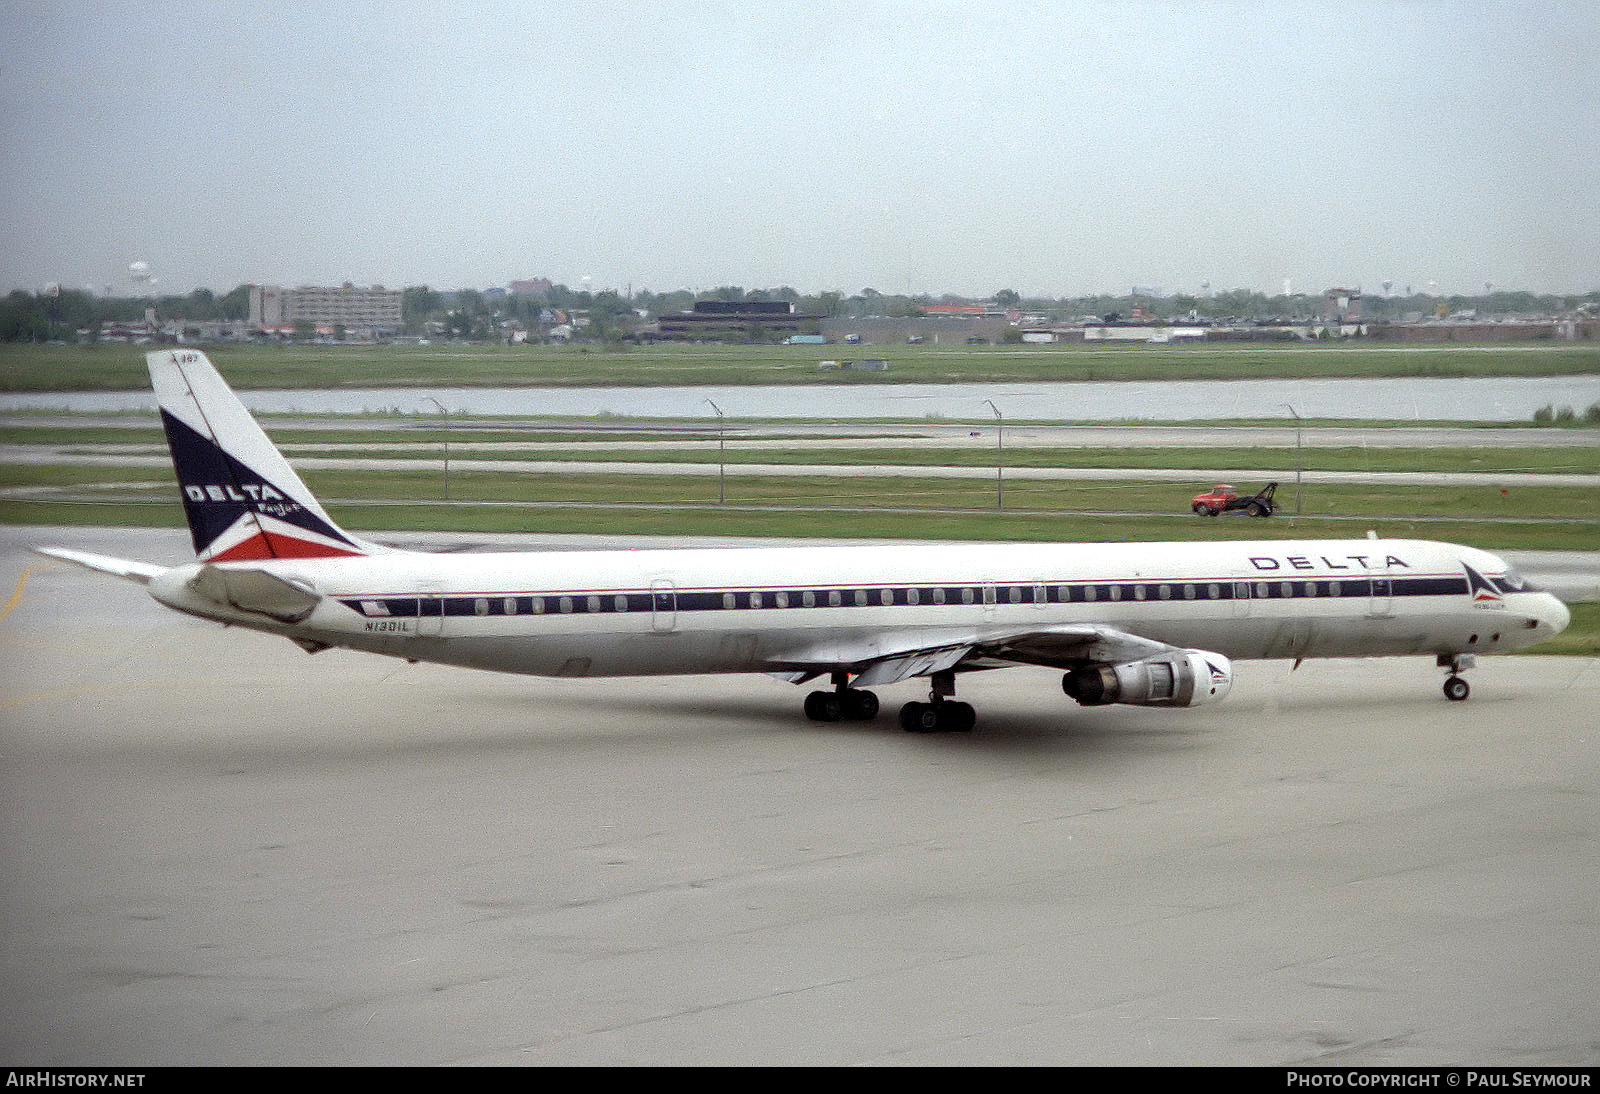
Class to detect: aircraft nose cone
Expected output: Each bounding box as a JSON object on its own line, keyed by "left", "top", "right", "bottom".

{"left": 1546, "top": 596, "right": 1571, "bottom": 635}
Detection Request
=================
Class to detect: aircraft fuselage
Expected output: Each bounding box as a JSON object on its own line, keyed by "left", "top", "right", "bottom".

{"left": 148, "top": 537, "right": 1568, "bottom": 680}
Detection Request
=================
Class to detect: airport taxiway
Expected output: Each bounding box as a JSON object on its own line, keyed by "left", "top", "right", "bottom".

{"left": 4, "top": 441, "right": 1596, "bottom": 491}
{"left": 2, "top": 527, "right": 1597, "bottom": 1066}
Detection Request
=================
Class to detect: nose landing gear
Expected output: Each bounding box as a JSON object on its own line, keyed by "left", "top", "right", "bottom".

{"left": 1438, "top": 653, "right": 1477, "bottom": 701}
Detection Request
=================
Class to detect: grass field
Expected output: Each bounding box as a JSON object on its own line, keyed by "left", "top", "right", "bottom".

{"left": 4, "top": 340, "right": 1600, "bottom": 391}
{"left": 4, "top": 407, "right": 1596, "bottom": 551}
{"left": 3, "top": 459, "right": 1594, "bottom": 551}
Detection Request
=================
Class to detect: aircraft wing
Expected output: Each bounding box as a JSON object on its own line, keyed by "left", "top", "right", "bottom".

{"left": 852, "top": 643, "right": 972, "bottom": 686}
{"left": 33, "top": 547, "right": 167, "bottom": 584}
{"left": 775, "top": 622, "right": 1185, "bottom": 686}
{"left": 973, "top": 622, "right": 1179, "bottom": 670}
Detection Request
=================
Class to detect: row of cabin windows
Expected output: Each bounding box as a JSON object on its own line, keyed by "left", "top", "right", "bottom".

{"left": 449, "top": 579, "right": 1375, "bottom": 618}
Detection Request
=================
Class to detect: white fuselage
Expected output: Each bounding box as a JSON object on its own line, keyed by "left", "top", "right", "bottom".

{"left": 147, "top": 537, "right": 1570, "bottom": 680}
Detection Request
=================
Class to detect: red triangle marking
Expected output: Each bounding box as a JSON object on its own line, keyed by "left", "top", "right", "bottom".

{"left": 207, "top": 531, "right": 365, "bottom": 562}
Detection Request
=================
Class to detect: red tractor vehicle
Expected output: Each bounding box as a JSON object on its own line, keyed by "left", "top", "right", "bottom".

{"left": 1192, "top": 482, "right": 1278, "bottom": 517}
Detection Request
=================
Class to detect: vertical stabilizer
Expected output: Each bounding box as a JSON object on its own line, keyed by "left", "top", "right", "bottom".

{"left": 149, "top": 349, "right": 377, "bottom": 561}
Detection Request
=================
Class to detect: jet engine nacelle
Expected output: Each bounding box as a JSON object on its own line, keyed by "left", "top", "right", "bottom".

{"left": 1062, "top": 650, "right": 1233, "bottom": 708}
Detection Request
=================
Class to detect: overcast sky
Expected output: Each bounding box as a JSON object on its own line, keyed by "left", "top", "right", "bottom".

{"left": 2, "top": 0, "right": 1596, "bottom": 299}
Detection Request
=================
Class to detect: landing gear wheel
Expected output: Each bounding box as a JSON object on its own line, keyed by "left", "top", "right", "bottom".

{"left": 899, "top": 701, "right": 941, "bottom": 733}
{"left": 898, "top": 700, "right": 975, "bottom": 733}
{"left": 1443, "top": 676, "right": 1470, "bottom": 702}
{"left": 843, "top": 689, "right": 879, "bottom": 721}
{"left": 805, "top": 687, "right": 878, "bottom": 722}
{"left": 804, "top": 690, "right": 843, "bottom": 722}
{"left": 942, "top": 701, "right": 977, "bottom": 733}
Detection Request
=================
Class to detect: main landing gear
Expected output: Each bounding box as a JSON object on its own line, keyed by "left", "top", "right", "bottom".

{"left": 1438, "top": 653, "right": 1477, "bottom": 701}
{"left": 897, "top": 671, "right": 976, "bottom": 734}
{"left": 803, "top": 671, "right": 880, "bottom": 723}
{"left": 801, "top": 670, "right": 978, "bottom": 732}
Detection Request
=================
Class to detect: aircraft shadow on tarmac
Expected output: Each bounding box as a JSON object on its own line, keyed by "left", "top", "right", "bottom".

{"left": 455, "top": 687, "right": 1218, "bottom": 752}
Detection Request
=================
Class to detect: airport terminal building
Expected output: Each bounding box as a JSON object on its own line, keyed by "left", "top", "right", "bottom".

{"left": 654, "top": 299, "right": 824, "bottom": 340}
{"left": 249, "top": 284, "right": 403, "bottom": 338}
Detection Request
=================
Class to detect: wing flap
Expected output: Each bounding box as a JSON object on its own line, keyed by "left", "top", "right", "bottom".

{"left": 852, "top": 644, "right": 972, "bottom": 686}
{"left": 980, "top": 623, "right": 1177, "bottom": 669}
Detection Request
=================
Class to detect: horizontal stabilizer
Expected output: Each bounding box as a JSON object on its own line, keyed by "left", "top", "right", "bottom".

{"left": 189, "top": 565, "right": 321, "bottom": 623}
{"left": 33, "top": 547, "right": 166, "bottom": 585}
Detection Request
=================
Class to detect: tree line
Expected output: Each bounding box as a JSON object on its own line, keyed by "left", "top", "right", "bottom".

{"left": 3, "top": 281, "right": 1595, "bottom": 343}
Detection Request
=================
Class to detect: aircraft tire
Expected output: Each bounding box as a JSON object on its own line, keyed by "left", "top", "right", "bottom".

{"left": 899, "top": 700, "right": 975, "bottom": 733}
{"left": 943, "top": 701, "right": 977, "bottom": 733}
{"left": 900, "top": 702, "right": 940, "bottom": 733}
{"left": 844, "top": 689, "right": 880, "bottom": 721}
{"left": 805, "top": 691, "right": 843, "bottom": 722}
{"left": 1443, "top": 676, "right": 1470, "bottom": 702}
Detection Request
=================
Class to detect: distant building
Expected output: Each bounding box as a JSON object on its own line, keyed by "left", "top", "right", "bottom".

{"left": 250, "top": 284, "right": 402, "bottom": 337}
{"left": 655, "top": 299, "right": 823, "bottom": 341}
{"left": 510, "top": 278, "right": 553, "bottom": 297}
{"left": 919, "top": 303, "right": 1021, "bottom": 320}
{"left": 1325, "top": 288, "right": 1362, "bottom": 321}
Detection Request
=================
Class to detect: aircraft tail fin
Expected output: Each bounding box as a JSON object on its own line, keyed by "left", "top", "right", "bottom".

{"left": 148, "top": 349, "right": 380, "bottom": 562}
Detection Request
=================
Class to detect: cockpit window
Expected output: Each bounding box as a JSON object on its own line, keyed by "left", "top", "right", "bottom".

{"left": 1495, "top": 569, "right": 1538, "bottom": 593}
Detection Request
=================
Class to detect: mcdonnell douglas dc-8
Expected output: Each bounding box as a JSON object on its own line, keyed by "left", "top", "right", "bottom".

{"left": 37, "top": 351, "right": 1571, "bottom": 732}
